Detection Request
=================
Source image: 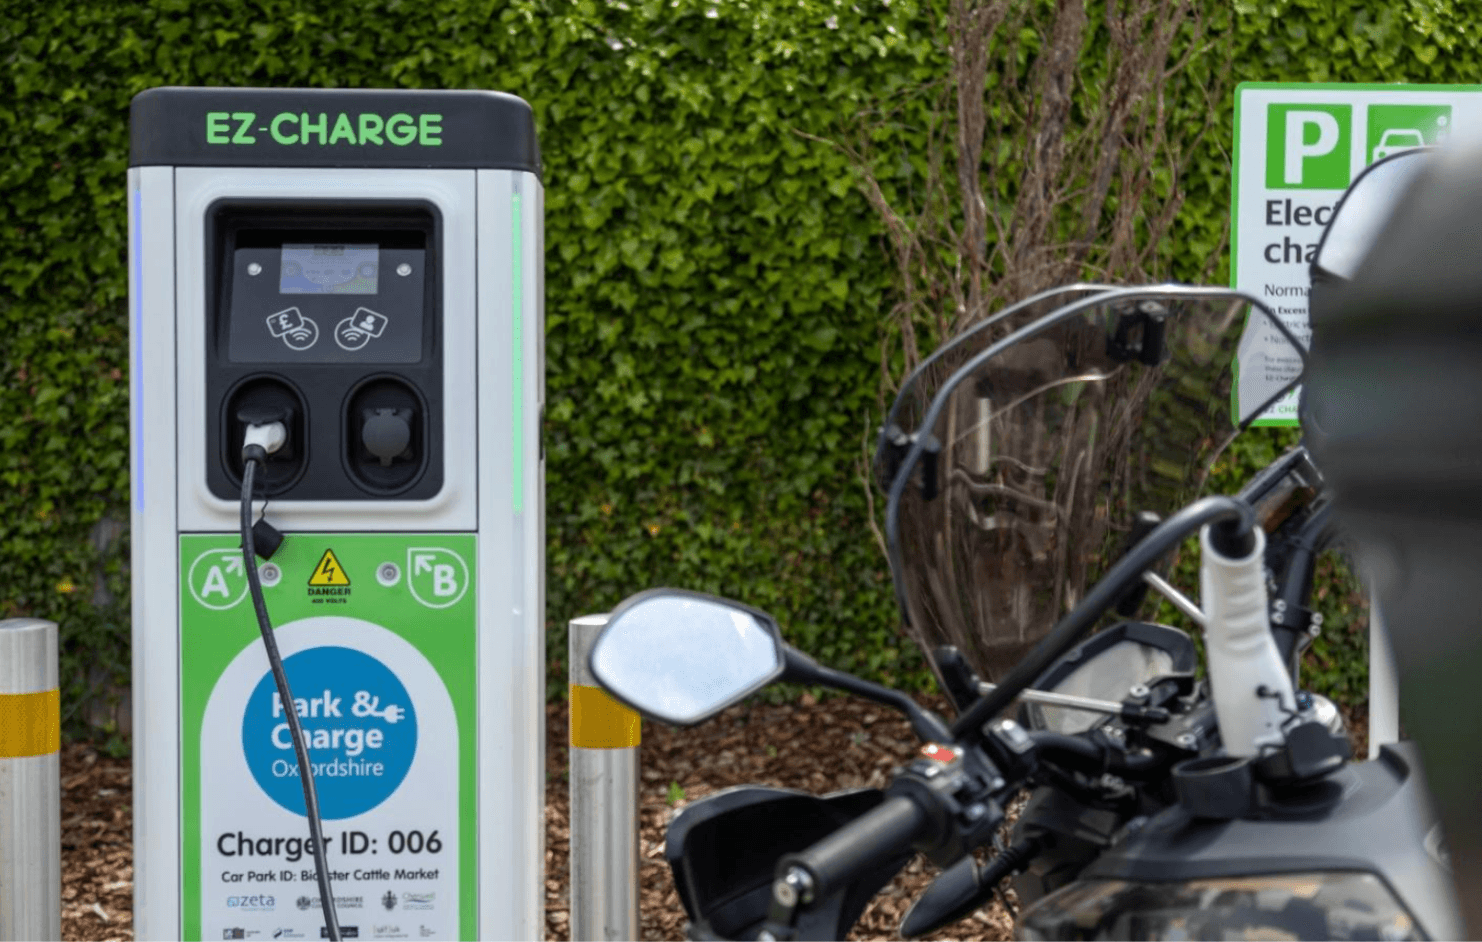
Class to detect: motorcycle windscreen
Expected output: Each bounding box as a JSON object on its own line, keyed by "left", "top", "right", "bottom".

{"left": 872, "top": 285, "right": 1119, "bottom": 492}
{"left": 885, "top": 289, "right": 1305, "bottom": 683}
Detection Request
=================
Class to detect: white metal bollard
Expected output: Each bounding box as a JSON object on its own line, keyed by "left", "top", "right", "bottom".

{"left": 0, "top": 618, "right": 61, "bottom": 941}
{"left": 1368, "top": 591, "right": 1401, "bottom": 759}
{"left": 568, "top": 614, "right": 640, "bottom": 941}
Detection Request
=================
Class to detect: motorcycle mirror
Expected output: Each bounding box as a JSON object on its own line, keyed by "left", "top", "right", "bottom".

{"left": 1312, "top": 149, "right": 1431, "bottom": 282}
{"left": 588, "top": 588, "right": 787, "bottom": 726}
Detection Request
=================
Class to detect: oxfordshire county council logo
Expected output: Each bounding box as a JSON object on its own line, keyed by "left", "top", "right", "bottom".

{"left": 297, "top": 896, "right": 313, "bottom": 911}
{"left": 382, "top": 890, "right": 397, "bottom": 911}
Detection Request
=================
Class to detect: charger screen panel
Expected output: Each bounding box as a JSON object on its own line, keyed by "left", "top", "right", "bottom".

{"left": 279, "top": 244, "right": 380, "bottom": 295}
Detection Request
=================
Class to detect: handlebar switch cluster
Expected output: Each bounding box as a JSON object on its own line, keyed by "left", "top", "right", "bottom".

{"left": 984, "top": 717, "right": 1039, "bottom": 784}
{"left": 992, "top": 719, "right": 1035, "bottom": 755}
{"left": 888, "top": 742, "right": 1005, "bottom": 870}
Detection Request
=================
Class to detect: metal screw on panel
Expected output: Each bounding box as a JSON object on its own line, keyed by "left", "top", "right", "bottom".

{"left": 247, "top": 262, "right": 263, "bottom": 276}
{"left": 377, "top": 562, "right": 401, "bottom": 587}
{"left": 1177, "top": 733, "right": 1197, "bottom": 748}
{"left": 396, "top": 263, "right": 412, "bottom": 276}
{"left": 1129, "top": 683, "right": 1150, "bottom": 701}
{"left": 259, "top": 563, "right": 281, "bottom": 587}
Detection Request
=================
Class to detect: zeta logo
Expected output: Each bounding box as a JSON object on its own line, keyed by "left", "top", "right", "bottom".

{"left": 1266, "top": 103, "right": 1352, "bottom": 190}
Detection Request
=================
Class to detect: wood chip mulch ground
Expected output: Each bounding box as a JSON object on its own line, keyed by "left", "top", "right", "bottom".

{"left": 61, "top": 693, "right": 1371, "bottom": 942}
{"left": 61, "top": 743, "right": 134, "bottom": 941}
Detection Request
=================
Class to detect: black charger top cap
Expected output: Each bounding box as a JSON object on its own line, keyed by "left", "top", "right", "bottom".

{"left": 130, "top": 87, "right": 540, "bottom": 175}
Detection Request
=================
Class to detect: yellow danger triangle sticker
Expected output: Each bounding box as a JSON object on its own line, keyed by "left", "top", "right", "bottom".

{"left": 308, "top": 549, "right": 351, "bottom": 587}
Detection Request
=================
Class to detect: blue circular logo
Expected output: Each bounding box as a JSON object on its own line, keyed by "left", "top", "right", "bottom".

{"left": 242, "top": 646, "right": 417, "bottom": 819}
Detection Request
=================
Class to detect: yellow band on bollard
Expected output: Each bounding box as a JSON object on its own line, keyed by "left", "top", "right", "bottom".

{"left": 570, "top": 684, "right": 641, "bottom": 748}
{"left": 0, "top": 689, "right": 60, "bottom": 758}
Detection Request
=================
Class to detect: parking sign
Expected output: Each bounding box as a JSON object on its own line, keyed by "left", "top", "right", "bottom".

{"left": 1232, "top": 83, "right": 1482, "bottom": 424}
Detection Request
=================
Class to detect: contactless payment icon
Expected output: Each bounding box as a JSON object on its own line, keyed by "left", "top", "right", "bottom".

{"left": 265, "top": 307, "right": 320, "bottom": 352}
{"left": 335, "top": 307, "right": 390, "bottom": 352}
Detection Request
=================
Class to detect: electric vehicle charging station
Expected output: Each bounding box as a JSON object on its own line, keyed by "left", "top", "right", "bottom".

{"left": 127, "top": 87, "right": 544, "bottom": 941}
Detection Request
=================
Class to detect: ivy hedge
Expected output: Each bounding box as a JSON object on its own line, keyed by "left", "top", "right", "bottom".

{"left": 1, "top": 0, "right": 1476, "bottom": 742}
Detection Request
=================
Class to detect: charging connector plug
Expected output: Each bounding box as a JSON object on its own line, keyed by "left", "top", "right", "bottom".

{"left": 242, "top": 421, "right": 288, "bottom": 465}
{"left": 240, "top": 421, "right": 289, "bottom": 560}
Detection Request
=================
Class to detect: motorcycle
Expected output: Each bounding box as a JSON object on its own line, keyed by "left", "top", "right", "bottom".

{"left": 588, "top": 188, "right": 1462, "bottom": 937}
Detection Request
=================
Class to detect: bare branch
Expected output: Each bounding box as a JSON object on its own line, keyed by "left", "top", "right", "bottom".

{"left": 807, "top": 0, "right": 1235, "bottom": 680}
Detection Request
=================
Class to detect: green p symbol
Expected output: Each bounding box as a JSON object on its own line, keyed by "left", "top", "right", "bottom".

{"left": 1267, "top": 104, "right": 1352, "bottom": 190}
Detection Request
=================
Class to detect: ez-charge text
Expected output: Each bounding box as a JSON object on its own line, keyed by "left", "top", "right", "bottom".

{"left": 205, "top": 112, "right": 443, "bottom": 147}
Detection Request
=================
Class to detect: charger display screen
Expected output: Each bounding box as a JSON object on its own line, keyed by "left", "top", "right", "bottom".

{"left": 279, "top": 243, "right": 380, "bottom": 295}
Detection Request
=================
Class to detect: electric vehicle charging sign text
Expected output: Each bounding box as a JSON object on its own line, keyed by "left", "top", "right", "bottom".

{"left": 1232, "top": 83, "right": 1482, "bottom": 424}
{"left": 181, "top": 534, "right": 477, "bottom": 941}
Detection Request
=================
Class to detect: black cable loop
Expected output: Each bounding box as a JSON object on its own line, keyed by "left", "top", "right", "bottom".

{"left": 242, "top": 456, "right": 341, "bottom": 942}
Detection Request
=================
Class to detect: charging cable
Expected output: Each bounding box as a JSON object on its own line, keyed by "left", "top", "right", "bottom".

{"left": 241, "top": 422, "right": 341, "bottom": 942}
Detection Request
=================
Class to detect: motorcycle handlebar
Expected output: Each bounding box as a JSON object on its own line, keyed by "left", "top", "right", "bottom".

{"left": 777, "top": 793, "right": 933, "bottom": 903}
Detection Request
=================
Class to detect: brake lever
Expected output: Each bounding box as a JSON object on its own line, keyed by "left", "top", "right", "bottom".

{"left": 898, "top": 837, "right": 1042, "bottom": 939}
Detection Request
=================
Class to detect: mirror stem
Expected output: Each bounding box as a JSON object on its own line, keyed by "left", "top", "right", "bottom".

{"left": 782, "top": 648, "right": 953, "bottom": 743}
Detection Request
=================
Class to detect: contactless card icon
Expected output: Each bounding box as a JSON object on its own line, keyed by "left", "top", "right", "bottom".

{"left": 334, "top": 307, "right": 390, "bottom": 351}
{"left": 265, "top": 307, "right": 320, "bottom": 351}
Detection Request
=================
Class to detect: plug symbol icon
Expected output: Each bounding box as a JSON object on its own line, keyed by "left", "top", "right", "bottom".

{"left": 352, "top": 690, "right": 406, "bottom": 723}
